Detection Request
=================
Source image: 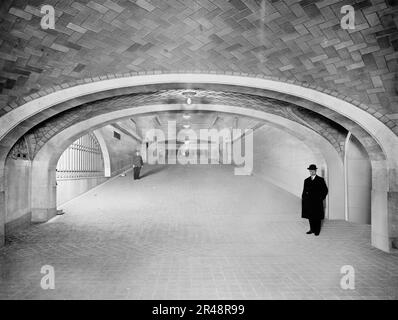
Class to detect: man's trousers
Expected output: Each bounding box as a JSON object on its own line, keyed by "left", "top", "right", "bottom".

{"left": 309, "top": 219, "right": 322, "bottom": 235}
{"left": 133, "top": 167, "right": 141, "bottom": 180}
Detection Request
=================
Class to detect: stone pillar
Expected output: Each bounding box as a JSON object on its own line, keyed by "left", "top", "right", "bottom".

{"left": 0, "top": 190, "right": 5, "bottom": 246}
{"left": 326, "top": 160, "right": 345, "bottom": 221}
{"left": 371, "top": 160, "right": 390, "bottom": 252}
{"left": 345, "top": 134, "right": 371, "bottom": 224}
{"left": 4, "top": 159, "right": 32, "bottom": 234}
{"left": 389, "top": 167, "right": 398, "bottom": 248}
{"left": 31, "top": 161, "right": 57, "bottom": 223}
{"left": 0, "top": 158, "right": 6, "bottom": 246}
{"left": 388, "top": 190, "right": 398, "bottom": 248}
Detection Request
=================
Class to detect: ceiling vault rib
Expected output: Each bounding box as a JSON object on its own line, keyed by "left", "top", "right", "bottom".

{"left": 154, "top": 116, "right": 162, "bottom": 128}
{"left": 209, "top": 115, "right": 219, "bottom": 128}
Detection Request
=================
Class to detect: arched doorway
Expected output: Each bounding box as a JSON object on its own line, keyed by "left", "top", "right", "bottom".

{"left": 55, "top": 132, "right": 106, "bottom": 207}
{"left": 0, "top": 74, "right": 396, "bottom": 252}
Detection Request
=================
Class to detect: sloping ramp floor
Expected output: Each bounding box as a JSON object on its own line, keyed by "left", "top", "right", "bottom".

{"left": 1, "top": 164, "right": 397, "bottom": 299}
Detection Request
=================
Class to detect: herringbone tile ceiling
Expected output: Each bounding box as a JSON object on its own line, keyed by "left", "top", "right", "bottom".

{"left": 7, "top": 89, "right": 349, "bottom": 160}
{"left": 0, "top": 0, "right": 397, "bottom": 131}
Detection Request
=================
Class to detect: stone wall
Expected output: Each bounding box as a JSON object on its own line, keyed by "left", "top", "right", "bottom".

{"left": 252, "top": 125, "right": 326, "bottom": 198}
{"left": 345, "top": 134, "right": 372, "bottom": 224}
{"left": 56, "top": 124, "right": 138, "bottom": 206}
{"left": 4, "top": 123, "right": 138, "bottom": 235}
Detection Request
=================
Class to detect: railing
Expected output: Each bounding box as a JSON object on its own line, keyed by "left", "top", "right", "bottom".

{"left": 56, "top": 133, "right": 104, "bottom": 180}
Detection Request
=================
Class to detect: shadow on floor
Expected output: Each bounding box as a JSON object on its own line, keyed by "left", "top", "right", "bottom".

{"left": 140, "top": 165, "right": 168, "bottom": 178}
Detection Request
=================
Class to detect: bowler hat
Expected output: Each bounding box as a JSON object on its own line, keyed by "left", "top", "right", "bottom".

{"left": 307, "top": 164, "right": 317, "bottom": 170}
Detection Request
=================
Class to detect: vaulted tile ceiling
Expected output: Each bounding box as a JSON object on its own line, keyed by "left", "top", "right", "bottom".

{"left": 0, "top": 0, "right": 397, "bottom": 133}
{"left": 131, "top": 111, "right": 262, "bottom": 140}
{"left": 8, "top": 89, "right": 350, "bottom": 160}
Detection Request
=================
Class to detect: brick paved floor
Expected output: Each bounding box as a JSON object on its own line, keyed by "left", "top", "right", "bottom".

{"left": 1, "top": 164, "right": 397, "bottom": 300}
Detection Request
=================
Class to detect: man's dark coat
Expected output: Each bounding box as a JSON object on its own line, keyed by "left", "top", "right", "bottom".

{"left": 301, "top": 175, "right": 328, "bottom": 220}
{"left": 133, "top": 154, "right": 143, "bottom": 167}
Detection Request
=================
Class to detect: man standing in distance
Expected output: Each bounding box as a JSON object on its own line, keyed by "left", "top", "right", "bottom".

{"left": 302, "top": 164, "right": 328, "bottom": 236}
{"left": 132, "top": 150, "right": 144, "bottom": 180}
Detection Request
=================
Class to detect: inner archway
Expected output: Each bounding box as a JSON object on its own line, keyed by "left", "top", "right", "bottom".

{"left": 29, "top": 104, "right": 341, "bottom": 237}
{"left": 0, "top": 74, "right": 397, "bottom": 253}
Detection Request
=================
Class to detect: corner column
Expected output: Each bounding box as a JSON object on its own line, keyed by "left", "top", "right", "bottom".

{"left": 31, "top": 161, "right": 57, "bottom": 223}
{"left": 371, "top": 160, "right": 390, "bottom": 252}
{"left": 0, "top": 190, "right": 5, "bottom": 246}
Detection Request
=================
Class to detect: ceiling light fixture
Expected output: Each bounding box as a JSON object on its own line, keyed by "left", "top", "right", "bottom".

{"left": 183, "top": 124, "right": 190, "bottom": 129}
{"left": 181, "top": 90, "right": 197, "bottom": 97}
{"left": 181, "top": 90, "right": 197, "bottom": 106}
{"left": 183, "top": 113, "right": 191, "bottom": 119}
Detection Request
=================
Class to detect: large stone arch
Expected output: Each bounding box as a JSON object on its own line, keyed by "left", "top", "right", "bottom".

{"left": 0, "top": 78, "right": 384, "bottom": 166}
{"left": 0, "top": 74, "right": 396, "bottom": 251}
{"left": 29, "top": 104, "right": 343, "bottom": 226}
{"left": 0, "top": 74, "right": 396, "bottom": 149}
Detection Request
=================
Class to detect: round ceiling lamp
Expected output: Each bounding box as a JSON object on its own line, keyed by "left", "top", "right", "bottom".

{"left": 181, "top": 90, "right": 197, "bottom": 106}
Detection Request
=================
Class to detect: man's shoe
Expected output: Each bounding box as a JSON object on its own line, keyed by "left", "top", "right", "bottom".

{"left": 314, "top": 233, "right": 320, "bottom": 236}
{"left": 306, "top": 230, "right": 313, "bottom": 234}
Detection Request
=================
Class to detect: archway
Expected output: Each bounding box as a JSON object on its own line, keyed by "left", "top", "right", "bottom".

{"left": 55, "top": 131, "right": 108, "bottom": 207}
{"left": 0, "top": 74, "right": 396, "bottom": 252}
{"left": 28, "top": 105, "right": 343, "bottom": 231}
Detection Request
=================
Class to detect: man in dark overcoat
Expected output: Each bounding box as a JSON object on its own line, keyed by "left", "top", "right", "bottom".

{"left": 302, "top": 164, "right": 328, "bottom": 236}
{"left": 132, "top": 150, "right": 144, "bottom": 180}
